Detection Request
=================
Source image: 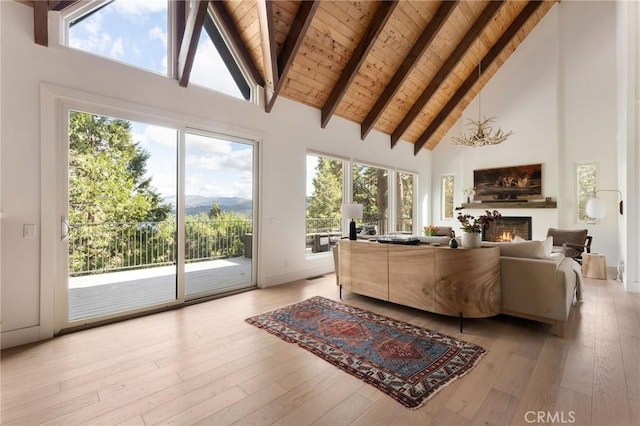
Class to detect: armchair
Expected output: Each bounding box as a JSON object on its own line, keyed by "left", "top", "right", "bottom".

{"left": 546, "top": 228, "right": 592, "bottom": 264}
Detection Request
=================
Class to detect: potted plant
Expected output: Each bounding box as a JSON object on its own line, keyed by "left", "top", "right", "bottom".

{"left": 423, "top": 225, "right": 439, "bottom": 236}
{"left": 457, "top": 210, "right": 501, "bottom": 248}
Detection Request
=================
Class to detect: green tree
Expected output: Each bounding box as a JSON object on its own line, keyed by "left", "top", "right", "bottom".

{"left": 208, "top": 202, "right": 223, "bottom": 219}
{"left": 68, "top": 111, "right": 172, "bottom": 273}
{"left": 353, "top": 164, "right": 388, "bottom": 234}
{"left": 68, "top": 111, "right": 170, "bottom": 225}
{"left": 306, "top": 157, "right": 343, "bottom": 220}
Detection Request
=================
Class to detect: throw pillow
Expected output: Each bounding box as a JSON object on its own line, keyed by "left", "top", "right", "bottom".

{"left": 513, "top": 235, "right": 526, "bottom": 242}
{"left": 542, "top": 235, "right": 553, "bottom": 257}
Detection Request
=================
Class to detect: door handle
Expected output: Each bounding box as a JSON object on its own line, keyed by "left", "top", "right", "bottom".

{"left": 61, "top": 217, "right": 70, "bottom": 241}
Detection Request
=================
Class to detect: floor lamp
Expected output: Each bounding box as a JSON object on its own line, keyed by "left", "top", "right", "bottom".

{"left": 342, "top": 203, "right": 363, "bottom": 240}
{"left": 585, "top": 189, "right": 624, "bottom": 219}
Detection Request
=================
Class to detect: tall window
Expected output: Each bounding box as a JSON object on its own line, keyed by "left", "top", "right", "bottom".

{"left": 306, "top": 154, "right": 344, "bottom": 254}
{"left": 441, "top": 175, "right": 455, "bottom": 220}
{"left": 353, "top": 163, "right": 389, "bottom": 235}
{"left": 576, "top": 163, "right": 597, "bottom": 224}
{"left": 396, "top": 171, "right": 415, "bottom": 233}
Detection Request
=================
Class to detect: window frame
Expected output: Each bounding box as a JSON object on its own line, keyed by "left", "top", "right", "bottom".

{"left": 394, "top": 170, "right": 417, "bottom": 234}
{"left": 441, "top": 174, "right": 455, "bottom": 221}
{"left": 305, "top": 151, "right": 347, "bottom": 257}
{"left": 575, "top": 161, "right": 598, "bottom": 224}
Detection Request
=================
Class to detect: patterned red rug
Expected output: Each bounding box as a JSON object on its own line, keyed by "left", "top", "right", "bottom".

{"left": 246, "top": 296, "right": 486, "bottom": 409}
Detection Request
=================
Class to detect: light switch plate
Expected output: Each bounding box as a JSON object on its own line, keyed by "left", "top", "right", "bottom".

{"left": 24, "top": 224, "right": 36, "bottom": 239}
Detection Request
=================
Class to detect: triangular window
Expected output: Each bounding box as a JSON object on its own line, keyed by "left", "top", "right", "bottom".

{"left": 190, "top": 14, "right": 251, "bottom": 101}
{"left": 64, "top": 1, "right": 252, "bottom": 101}
{"left": 67, "top": 0, "right": 169, "bottom": 75}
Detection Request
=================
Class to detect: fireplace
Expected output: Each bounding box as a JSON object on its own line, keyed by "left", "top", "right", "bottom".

{"left": 483, "top": 216, "right": 532, "bottom": 242}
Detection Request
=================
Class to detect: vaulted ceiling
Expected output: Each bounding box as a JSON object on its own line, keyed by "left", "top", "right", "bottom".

{"left": 27, "top": 0, "right": 557, "bottom": 153}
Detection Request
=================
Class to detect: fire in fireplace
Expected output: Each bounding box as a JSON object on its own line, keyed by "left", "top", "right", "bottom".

{"left": 483, "top": 216, "right": 532, "bottom": 242}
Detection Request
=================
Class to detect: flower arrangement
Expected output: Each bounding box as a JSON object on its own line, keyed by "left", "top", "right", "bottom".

{"left": 463, "top": 187, "right": 476, "bottom": 203}
{"left": 457, "top": 210, "right": 502, "bottom": 234}
{"left": 423, "top": 225, "right": 439, "bottom": 236}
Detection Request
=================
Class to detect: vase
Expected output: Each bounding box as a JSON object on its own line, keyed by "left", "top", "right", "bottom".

{"left": 462, "top": 232, "right": 481, "bottom": 248}
{"left": 449, "top": 238, "right": 458, "bottom": 249}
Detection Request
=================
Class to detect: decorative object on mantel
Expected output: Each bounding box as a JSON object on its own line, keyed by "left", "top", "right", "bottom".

{"left": 342, "top": 203, "right": 363, "bottom": 240}
{"left": 246, "top": 296, "right": 486, "bottom": 409}
{"left": 463, "top": 187, "right": 476, "bottom": 204}
{"left": 451, "top": 63, "right": 513, "bottom": 147}
{"left": 449, "top": 237, "right": 458, "bottom": 249}
{"left": 586, "top": 189, "right": 624, "bottom": 218}
{"left": 457, "top": 210, "right": 502, "bottom": 248}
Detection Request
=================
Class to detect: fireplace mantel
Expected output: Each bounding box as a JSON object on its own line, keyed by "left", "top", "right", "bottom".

{"left": 461, "top": 201, "right": 557, "bottom": 209}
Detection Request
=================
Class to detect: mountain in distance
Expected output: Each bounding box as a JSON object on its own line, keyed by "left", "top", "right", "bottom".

{"left": 163, "top": 195, "right": 252, "bottom": 216}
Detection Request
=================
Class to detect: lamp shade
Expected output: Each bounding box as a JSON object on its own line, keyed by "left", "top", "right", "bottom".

{"left": 586, "top": 198, "right": 606, "bottom": 219}
{"left": 342, "top": 203, "right": 363, "bottom": 219}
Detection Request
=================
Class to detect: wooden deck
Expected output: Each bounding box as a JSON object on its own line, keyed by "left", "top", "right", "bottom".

{"left": 68, "top": 257, "right": 253, "bottom": 321}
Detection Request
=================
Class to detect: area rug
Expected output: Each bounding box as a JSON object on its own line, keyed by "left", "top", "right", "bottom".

{"left": 245, "top": 296, "right": 486, "bottom": 409}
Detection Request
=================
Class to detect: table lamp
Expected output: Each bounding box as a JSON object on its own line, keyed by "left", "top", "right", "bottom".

{"left": 342, "top": 203, "right": 363, "bottom": 240}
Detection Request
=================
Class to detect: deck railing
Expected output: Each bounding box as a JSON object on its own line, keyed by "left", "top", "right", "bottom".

{"left": 69, "top": 219, "right": 253, "bottom": 276}
{"left": 70, "top": 218, "right": 343, "bottom": 276}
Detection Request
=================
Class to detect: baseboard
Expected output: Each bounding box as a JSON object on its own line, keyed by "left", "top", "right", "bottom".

{"left": 1, "top": 325, "right": 42, "bottom": 349}
{"left": 260, "top": 265, "right": 335, "bottom": 288}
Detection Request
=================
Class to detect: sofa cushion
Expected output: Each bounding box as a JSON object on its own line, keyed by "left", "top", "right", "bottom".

{"left": 499, "top": 240, "right": 549, "bottom": 259}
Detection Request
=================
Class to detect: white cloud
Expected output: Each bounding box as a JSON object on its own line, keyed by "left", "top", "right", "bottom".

{"left": 186, "top": 134, "right": 233, "bottom": 155}
{"left": 190, "top": 37, "right": 244, "bottom": 99}
{"left": 186, "top": 148, "right": 253, "bottom": 173}
{"left": 134, "top": 124, "right": 178, "bottom": 150}
{"left": 82, "top": 12, "right": 103, "bottom": 35}
{"left": 149, "top": 26, "right": 167, "bottom": 48}
{"left": 113, "top": 0, "right": 167, "bottom": 17}
{"left": 110, "top": 37, "right": 125, "bottom": 58}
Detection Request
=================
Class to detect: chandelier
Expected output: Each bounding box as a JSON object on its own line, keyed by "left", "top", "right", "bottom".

{"left": 451, "top": 63, "right": 513, "bottom": 147}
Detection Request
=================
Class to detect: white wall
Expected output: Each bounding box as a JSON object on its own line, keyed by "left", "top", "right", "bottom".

{"left": 0, "top": 1, "right": 431, "bottom": 347}
{"left": 431, "top": 2, "right": 620, "bottom": 263}
{"left": 617, "top": 0, "right": 640, "bottom": 293}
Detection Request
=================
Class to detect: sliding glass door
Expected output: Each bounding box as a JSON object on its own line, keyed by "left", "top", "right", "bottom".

{"left": 59, "top": 109, "right": 257, "bottom": 330}
{"left": 66, "top": 111, "right": 178, "bottom": 322}
{"left": 184, "top": 131, "right": 255, "bottom": 299}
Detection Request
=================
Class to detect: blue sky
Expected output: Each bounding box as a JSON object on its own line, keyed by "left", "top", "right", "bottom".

{"left": 68, "top": 0, "right": 252, "bottom": 202}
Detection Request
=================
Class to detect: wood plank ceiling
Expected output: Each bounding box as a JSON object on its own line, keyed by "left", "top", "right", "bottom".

{"left": 27, "top": 0, "right": 557, "bottom": 153}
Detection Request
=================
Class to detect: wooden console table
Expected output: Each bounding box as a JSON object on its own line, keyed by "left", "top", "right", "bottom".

{"left": 338, "top": 241, "right": 501, "bottom": 331}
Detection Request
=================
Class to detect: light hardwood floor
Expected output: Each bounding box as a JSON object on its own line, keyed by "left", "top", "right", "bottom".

{"left": 2, "top": 273, "right": 639, "bottom": 425}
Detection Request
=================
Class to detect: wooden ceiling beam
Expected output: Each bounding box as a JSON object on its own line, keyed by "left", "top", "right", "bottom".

{"left": 413, "top": 0, "right": 544, "bottom": 154}
{"left": 391, "top": 0, "right": 504, "bottom": 147}
{"left": 321, "top": 0, "right": 398, "bottom": 129}
{"left": 33, "top": 0, "right": 49, "bottom": 46}
{"left": 257, "top": 0, "right": 278, "bottom": 109}
{"left": 360, "top": 0, "right": 458, "bottom": 141}
{"left": 211, "top": 0, "right": 265, "bottom": 87}
{"left": 48, "top": 1, "right": 79, "bottom": 11}
{"left": 177, "top": 0, "right": 209, "bottom": 87}
{"left": 265, "top": 0, "right": 320, "bottom": 113}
